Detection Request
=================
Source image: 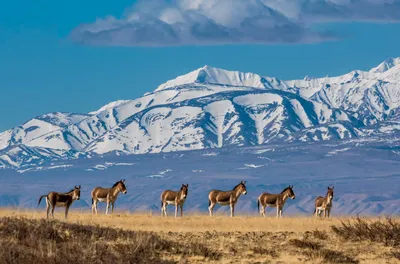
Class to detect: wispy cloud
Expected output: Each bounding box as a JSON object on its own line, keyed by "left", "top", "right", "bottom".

{"left": 70, "top": 0, "right": 400, "bottom": 47}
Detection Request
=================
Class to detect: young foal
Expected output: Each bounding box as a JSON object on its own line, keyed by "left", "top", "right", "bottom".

{"left": 160, "top": 184, "right": 189, "bottom": 217}
{"left": 258, "top": 185, "right": 295, "bottom": 218}
{"left": 91, "top": 179, "right": 127, "bottom": 215}
{"left": 314, "top": 186, "right": 334, "bottom": 218}
{"left": 208, "top": 181, "right": 247, "bottom": 217}
{"left": 38, "top": 185, "right": 81, "bottom": 220}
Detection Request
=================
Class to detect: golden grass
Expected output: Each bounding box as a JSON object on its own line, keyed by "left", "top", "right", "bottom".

{"left": 0, "top": 208, "right": 366, "bottom": 233}
{"left": 1, "top": 209, "right": 399, "bottom": 263}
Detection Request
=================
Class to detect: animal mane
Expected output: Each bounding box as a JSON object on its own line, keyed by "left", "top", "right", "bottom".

{"left": 281, "top": 187, "right": 290, "bottom": 194}
{"left": 232, "top": 182, "right": 243, "bottom": 190}
{"left": 112, "top": 181, "right": 121, "bottom": 188}
{"left": 62, "top": 189, "right": 75, "bottom": 194}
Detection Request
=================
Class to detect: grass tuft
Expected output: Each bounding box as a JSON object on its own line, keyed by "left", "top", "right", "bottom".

{"left": 331, "top": 216, "right": 400, "bottom": 247}
{"left": 0, "top": 216, "right": 220, "bottom": 263}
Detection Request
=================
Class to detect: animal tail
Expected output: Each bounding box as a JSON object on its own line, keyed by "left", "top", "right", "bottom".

{"left": 161, "top": 200, "right": 163, "bottom": 208}
{"left": 92, "top": 198, "right": 94, "bottom": 205}
{"left": 208, "top": 199, "right": 211, "bottom": 207}
{"left": 313, "top": 208, "right": 316, "bottom": 215}
{"left": 38, "top": 195, "right": 47, "bottom": 206}
{"left": 257, "top": 199, "right": 260, "bottom": 212}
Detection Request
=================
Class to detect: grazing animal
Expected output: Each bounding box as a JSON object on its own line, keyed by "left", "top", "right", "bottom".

{"left": 208, "top": 181, "right": 247, "bottom": 217}
{"left": 160, "top": 184, "right": 189, "bottom": 217}
{"left": 314, "top": 186, "right": 334, "bottom": 218}
{"left": 257, "top": 185, "right": 296, "bottom": 218}
{"left": 38, "top": 185, "right": 81, "bottom": 220}
{"left": 91, "top": 179, "right": 127, "bottom": 215}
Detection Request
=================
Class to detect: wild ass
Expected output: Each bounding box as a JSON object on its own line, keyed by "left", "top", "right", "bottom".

{"left": 160, "top": 184, "right": 189, "bottom": 217}
{"left": 208, "top": 181, "right": 247, "bottom": 217}
{"left": 314, "top": 186, "right": 334, "bottom": 218}
{"left": 91, "top": 179, "right": 127, "bottom": 215}
{"left": 38, "top": 185, "right": 81, "bottom": 220}
{"left": 257, "top": 186, "right": 295, "bottom": 218}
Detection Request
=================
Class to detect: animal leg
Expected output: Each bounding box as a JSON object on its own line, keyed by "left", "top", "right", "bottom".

{"left": 93, "top": 200, "right": 98, "bottom": 215}
{"left": 112, "top": 202, "right": 115, "bottom": 214}
{"left": 261, "top": 205, "right": 266, "bottom": 217}
{"left": 208, "top": 202, "right": 215, "bottom": 217}
{"left": 230, "top": 204, "right": 235, "bottom": 218}
{"left": 175, "top": 204, "right": 178, "bottom": 218}
{"left": 180, "top": 205, "right": 183, "bottom": 217}
{"left": 276, "top": 207, "right": 279, "bottom": 218}
{"left": 65, "top": 206, "right": 69, "bottom": 219}
{"left": 106, "top": 201, "right": 110, "bottom": 215}
{"left": 327, "top": 208, "right": 331, "bottom": 218}
{"left": 324, "top": 209, "right": 327, "bottom": 218}
{"left": 46, "top": 200, "right": 50, "bottom": 220}
{"left": 279, "top": 209, "right": 283, "bottom": 218}
{"left": 51, "top": 206, "right": 55, "bottom": 219}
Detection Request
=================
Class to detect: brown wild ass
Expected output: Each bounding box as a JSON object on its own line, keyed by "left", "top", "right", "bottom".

{"left": 38, "top": 185, "right": 81, "bottom": 220}
{"left": 208, "top": 181, "right": 247, "bottom": 217}
{"left": 257, "top": 186, "right": 295, "bottom": 218}
{"left": 160, "top": 184, "right": 189, "bottom": 217}
{"left": 91, "top": 179, "right": 127, "bottom": 215}
{"left": 314, "top": 186, "right": 334, "bottom": 218}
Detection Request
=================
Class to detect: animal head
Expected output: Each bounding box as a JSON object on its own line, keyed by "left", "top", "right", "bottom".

{"left": 73, "top": 185, "right": 81, "bottom": 200}
{"left": 235, "top": 181, "right": 247, "bottom": 195}
{"left": 282, "top": 185, "right": 295, "bottom": 200}
{"left": 327, "top": 186, "right": 334, "bottom": 200}
{"left": 180, "top": 184, "right": 189, "bottom": 199}
{"left": 113, "top": 179, "right": 128, "bottom": 194}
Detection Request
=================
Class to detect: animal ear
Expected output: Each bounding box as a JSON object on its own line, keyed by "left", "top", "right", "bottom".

{"left": 291, "top": 185, "right": 294, "bottom": 189}
{"left": 186, "top": 184, "right": 189, "bottom": 187}
{"left": 332, "top": 186, "right": 334, "bottom": 190}
{"left": 78, "top": 185, "right": 81, "bottom": 189}
{"left": 243, "top": 181, "right": 246, "bottom": 184}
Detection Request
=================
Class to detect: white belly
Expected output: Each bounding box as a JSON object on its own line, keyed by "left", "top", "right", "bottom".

{"left": 97, "top": 198, "right": 107, "bottom": 203}
{"left": 266, "top": 203, "right": 277, "bottom": 208}
{"left": 55, "top": 202, "right": 67, "bottom": 207}
{"left": 218, "top": 201, "right": 230, "bottom": 206}
{"left": 316, "top": 206, "right": 324, "bottom": 211}
{"left": 166, "top": 200, "right": 176, "bottom": 205}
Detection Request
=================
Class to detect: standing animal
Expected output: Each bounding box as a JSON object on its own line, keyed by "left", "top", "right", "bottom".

{"left": 208, "top": 181, "right": 247, "bottom": 217}
{"left": 38, "top": 185, "right": 81, "bottom": 220}
{"left": 160, "top": 184, "right": 189, "bottom": 217}
{"left": 257, "top": 185, "right": 295, "bottom": 218}
{"left": 91, "top": 179, "right": 127, "bottom": 215}
{"left": 314, "top": 186, "right": 334, "bottom": 218}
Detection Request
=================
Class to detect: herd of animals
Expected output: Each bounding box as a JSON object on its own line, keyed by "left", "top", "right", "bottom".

{"left": 38, "top": 180, "right": 335, "bottom": 219}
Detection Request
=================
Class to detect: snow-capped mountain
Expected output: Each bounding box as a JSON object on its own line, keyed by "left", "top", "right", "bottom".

{"left": 1, "top": 58, "right": 400, "bottom": 169}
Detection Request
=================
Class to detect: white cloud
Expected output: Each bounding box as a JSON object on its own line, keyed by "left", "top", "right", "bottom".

{"left": 70, "top": 0, "right": 400, "bottom": 47}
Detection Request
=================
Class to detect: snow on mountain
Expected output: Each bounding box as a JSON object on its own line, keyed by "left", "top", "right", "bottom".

{"left": 283, "top": 59, "right": 400, "bottom": 125}
{"left": 155, "top": 65, "right": 269, "bottom": 91}
{"left": 84, "top": 88, "right": 353, "bottom": 155}
{"left": 1, "top": 57, "right": 400, "bottom": 169}
{"left": 89, "top": 100, "right": 130, "bottom": 115}
{"left": 0, "top": 113, "right": 89, "bottom": 151}
{"left": 370, "top": 57, "right": 400, "bottom": 73}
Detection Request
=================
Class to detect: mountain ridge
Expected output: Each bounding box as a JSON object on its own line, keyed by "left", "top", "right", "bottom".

{"left": 1, "top": 57, "right": 400, "bottom": 169}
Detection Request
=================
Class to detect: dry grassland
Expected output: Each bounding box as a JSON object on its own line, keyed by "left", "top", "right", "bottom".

{"left": 0, "top": 209, "right": 398, "bottom": 264}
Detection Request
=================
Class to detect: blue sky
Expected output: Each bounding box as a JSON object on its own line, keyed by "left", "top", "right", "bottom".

{"left": 1, "top": 0, "right": 400, "bottom": 131}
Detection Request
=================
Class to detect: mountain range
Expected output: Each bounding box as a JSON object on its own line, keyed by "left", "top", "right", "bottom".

{"left": 1, "top": 57, "right": 400, "bottom": 170}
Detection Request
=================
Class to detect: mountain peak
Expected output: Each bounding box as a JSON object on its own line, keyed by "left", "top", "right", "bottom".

{"left": 370, "top": 57, "right": 400, "bottom": 73}
{"left": 155, "top": 66, "right": 267, "bottom": 91}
